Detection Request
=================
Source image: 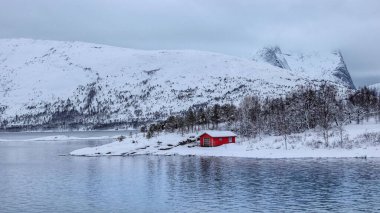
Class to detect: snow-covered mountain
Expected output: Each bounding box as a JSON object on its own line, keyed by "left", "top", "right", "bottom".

{"left": 0, "top": 39, "right": 355, "bottom": 129}
{"left": 369, "top": 83, "right": 380, "bottom": 94}
{"left": 254, "top": 46, "right": 355, "bottom": 89}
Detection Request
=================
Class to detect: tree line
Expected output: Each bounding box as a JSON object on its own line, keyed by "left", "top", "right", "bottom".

{"left": 142, "top": 103, "right": 237, "bottom": 138}
{"left": 143, "top": 82, "right": 380, "bottom": 147}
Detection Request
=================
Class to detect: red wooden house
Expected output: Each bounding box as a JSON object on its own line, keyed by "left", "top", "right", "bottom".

{"left": 198, "top": 131, "right": 237, "bottom": 147}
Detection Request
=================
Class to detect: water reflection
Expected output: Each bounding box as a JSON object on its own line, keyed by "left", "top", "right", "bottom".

{"left": 1, "top": 140, "right": 380, "bottom": 212}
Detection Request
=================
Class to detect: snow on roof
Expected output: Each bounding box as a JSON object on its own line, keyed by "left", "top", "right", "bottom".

{"left": 197, "top": 130, "right": 237, "bottom": 137}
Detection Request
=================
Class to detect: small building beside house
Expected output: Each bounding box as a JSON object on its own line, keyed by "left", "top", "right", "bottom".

{"left": 198, "top": 131, "right": 237, "bottom": 147}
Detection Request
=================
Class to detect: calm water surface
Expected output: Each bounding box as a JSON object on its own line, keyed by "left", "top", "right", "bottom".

{"left": 1, "top": 137, "right": 380, "bottom": 212}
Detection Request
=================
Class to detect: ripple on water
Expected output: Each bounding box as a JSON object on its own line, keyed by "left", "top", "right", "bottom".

{"left": 1, "top": 141, "right": 380, "bottom": 212}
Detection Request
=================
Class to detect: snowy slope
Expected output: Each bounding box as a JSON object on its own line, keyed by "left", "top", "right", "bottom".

{"left": 0, "top": 39, "right": 354, "bottom": 129}
{"left": 255, "top": 46, "right": 355, "bottom": 89}
{"left": 369, "top": 83, "right": 380, "bottom": 94}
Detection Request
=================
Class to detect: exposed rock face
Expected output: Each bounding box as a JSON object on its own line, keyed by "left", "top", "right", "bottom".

{"left": 256, "top": 46, "right": 291, "bottom": 70}
{"left": 333, "top": 51, "right": 356, "bottom": 89}
{"left": 255, "top": 47, "right": 356, "bottom": 89}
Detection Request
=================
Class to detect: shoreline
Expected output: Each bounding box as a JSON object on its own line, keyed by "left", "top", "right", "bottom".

{"left": 1, "top": 120, "right": 378, "bottom": 159}
{"left": 69, "top": 120, "right": 380, "bottom": 159}
{"left": 71, "top": 149, "right": 379, "bottom": 159}
{"left": 70, "top": 142, "right": 380, "bottom": 159}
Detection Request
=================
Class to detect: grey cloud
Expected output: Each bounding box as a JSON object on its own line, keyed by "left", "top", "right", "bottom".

{"left": 0, "top": 0, "right": 379, "bottom": 86}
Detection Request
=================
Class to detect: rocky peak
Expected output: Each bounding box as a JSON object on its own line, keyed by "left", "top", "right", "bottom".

{"left": 256, "top": 46, "right": 290, "bottom": 70}
{"left": 255, "top": 47, "right": 356, "bottom": 89}
{"left": 332, "top": 51, "right": 355, "bottom": 89}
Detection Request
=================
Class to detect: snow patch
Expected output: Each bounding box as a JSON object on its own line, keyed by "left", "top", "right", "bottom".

{"left": 70, "top": 120, "right": 380, "bottom": 158}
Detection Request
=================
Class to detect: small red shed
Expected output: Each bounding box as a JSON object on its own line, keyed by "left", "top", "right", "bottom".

{"left": 198, "top": 131, "right": 237, "bottom": 147}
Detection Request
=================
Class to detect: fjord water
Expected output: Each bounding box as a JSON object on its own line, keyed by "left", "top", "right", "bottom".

{"left": 1, "top": 139, "right": 380, "bottom": 212}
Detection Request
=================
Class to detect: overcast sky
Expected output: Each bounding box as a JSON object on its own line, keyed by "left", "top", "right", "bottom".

{"left": 0, "top": 0, "right": 379, "bottom": 86}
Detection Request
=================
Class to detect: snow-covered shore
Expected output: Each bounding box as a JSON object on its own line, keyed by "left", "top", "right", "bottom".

{"left": 70, "top": 120, "right": 380, "bottom": 158}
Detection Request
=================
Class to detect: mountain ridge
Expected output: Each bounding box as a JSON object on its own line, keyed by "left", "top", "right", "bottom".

{"left": 369, "top": 83, "right": 380, "bottom": 94}
{"left": 254, "top": 46, "right": 356, "bottom": 89}
{"left": 0, "top": 39, "right": 355, "bottom": 129}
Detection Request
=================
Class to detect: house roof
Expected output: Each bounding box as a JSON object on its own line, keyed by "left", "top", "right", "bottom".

{"left": 197, "top": 130, "right": 237, "bottom": 137}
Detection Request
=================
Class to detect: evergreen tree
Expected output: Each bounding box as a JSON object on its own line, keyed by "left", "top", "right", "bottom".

{"left": 196, "top": 107, "right": 207, "bottom": 130}
{"left": 185, "top": 108, "right": 196, "bottom": 132}
{"left": 165, "top": 116, "right": 177, "bottom": 132}
{"left": 211, "top": 104, "right": 220, "bottom": 129}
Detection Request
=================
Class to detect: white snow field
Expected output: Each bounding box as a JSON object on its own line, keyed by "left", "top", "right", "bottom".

{"left": 369, "top": 83, "right": 380, "bottom": 94}
{"left": 0, "top": 39, "right": 354, "bottom": 126}
{"left": 70, "top": 119, "right": 380, "bottom": 158}
{"left": 254, "top": 46, "right": 355, "bottom": 89}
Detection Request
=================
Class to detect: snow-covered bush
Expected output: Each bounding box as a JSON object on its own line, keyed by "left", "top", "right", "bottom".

{"left": 116, "top": 135, "right": 126, "bottom": 142}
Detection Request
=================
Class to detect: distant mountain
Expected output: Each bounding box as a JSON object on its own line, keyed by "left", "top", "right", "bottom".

{"left": 368, "top": 83, "right": 380, "bottom": 94}
{"left": 0, "top": 39, "right": 355, "bottom": 130}
{"left": 254, "top": 46, "right": 356, "bottom": 89}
